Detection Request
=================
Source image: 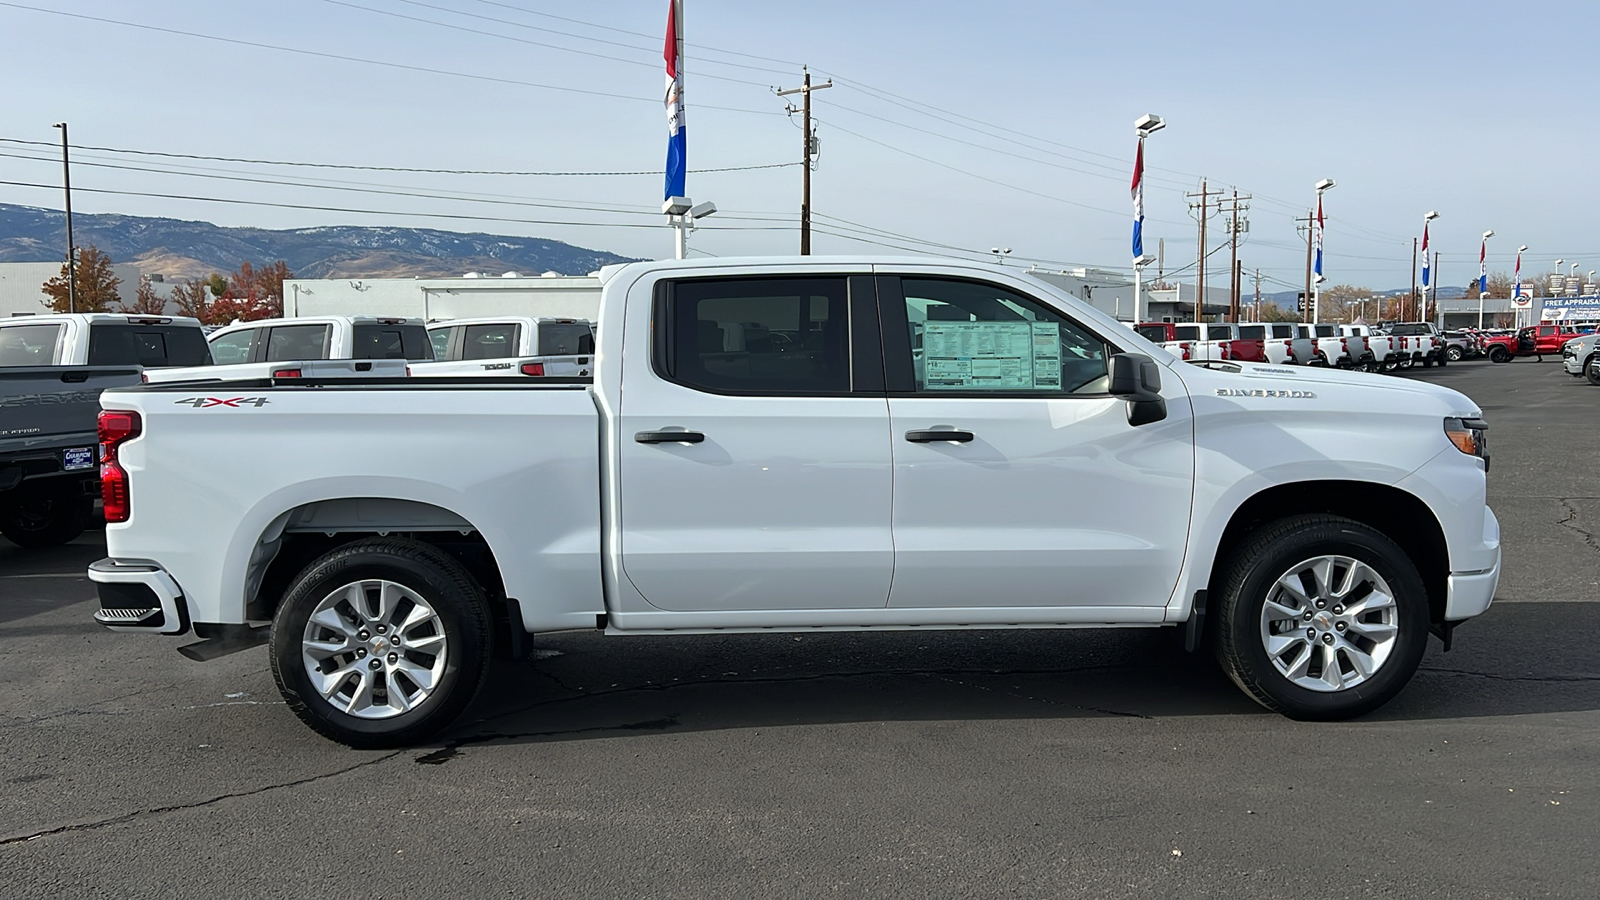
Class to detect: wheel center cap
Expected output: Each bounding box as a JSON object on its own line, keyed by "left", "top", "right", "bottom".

{"left": 1313, "top": 612, "right": 1335, "bottom": 632}
{"left": 372, "top": 637, "right": 388, "bottom": 653}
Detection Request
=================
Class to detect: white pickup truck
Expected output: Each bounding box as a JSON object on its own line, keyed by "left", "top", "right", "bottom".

{"left": 418, "top": 316, "right": 594, "bottom": 377}
{"left": 145, "top": 316, "right": 434, "bottom": 384}
{"left": 88, "top": 257, "right": 1501, "bottom": 747}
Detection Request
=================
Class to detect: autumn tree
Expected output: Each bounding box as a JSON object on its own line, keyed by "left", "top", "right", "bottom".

{"left": 119, "top": 275, "right": 168, "bottom": 315}
{"left": 198, "top": 260, "right": 292, "bottom": 324}
{"left": 41, "top": 244, "right": 122, "bottom": 313}
{"left": 169, "top": 277, "right": 211, "bottom": 320}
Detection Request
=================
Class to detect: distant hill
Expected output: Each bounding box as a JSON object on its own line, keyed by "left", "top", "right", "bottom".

{"left": 0, "top": 203, "right": 637, "bottom": 281}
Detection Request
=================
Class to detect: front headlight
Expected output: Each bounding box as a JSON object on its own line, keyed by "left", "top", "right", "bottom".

{"left": 1444, "top": 417, "right": 1490, "bottom": 470}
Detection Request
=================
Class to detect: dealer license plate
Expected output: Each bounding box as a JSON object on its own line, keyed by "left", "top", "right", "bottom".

{"left": 63, "top": 447, "right": 96, "bottom": 471}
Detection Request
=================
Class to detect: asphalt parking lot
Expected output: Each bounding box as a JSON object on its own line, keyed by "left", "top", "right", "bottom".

{"left": 2, "top": 358, "right": 1596, "bottom": 899}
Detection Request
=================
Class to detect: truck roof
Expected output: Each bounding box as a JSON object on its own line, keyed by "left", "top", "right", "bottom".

{"left": 1, "top": 313, "right": 204, "bottom": 327}
{"left": 425, "top": 316, "right": 591, "bottom": 329}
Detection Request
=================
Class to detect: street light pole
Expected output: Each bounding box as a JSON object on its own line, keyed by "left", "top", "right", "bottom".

{"left": 1419, "top": 211, "right": 1439, "bottom": 321}
{"left": 52, "top": 122, "right": 76, "bottom": 314}
{"left": 1133, "top": 254, "right": 1155, "bottom": 323}
{"left": 1312, "top": 179, "right": 1334, "bottom": 322}
{"left": 1478, "top": 230, "right": 1494, "bottom": 329}
{"left": 1131, "top": 114, "right": 1164, "bottom": 323}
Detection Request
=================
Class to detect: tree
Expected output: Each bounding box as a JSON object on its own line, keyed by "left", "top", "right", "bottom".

{"left": 1317, "top": 283, "right": 1375, "bottom": 322}
{"left": 120, "top": 276, "right": 168, "bottom": 315}
{"left": 41, "top": 244, "right": 122, "bottom": 313}
{"left": 202, "top": 260, "right": 291, "bottom": 324}
{"left": 1487, "top": 272, "right": 1514, "bottom": 298}
{"left": 169, "top": 277, "right": 211, "bottom": 320}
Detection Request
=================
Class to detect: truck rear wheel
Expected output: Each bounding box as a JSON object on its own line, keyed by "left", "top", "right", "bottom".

{"left": 0, "top": 485, "right": 91, "bottom": 549}
{"left": 1446, "top": 346, "right": 1463, "bottom": 362}
{"left": 1588, "top": 359, "right": 1600, "bottom": 386}
{"left": 269, "top": 538, "right": 492, "bottom": 748}
{"left": 1213, "top": 515, "right": 1428, "bottom": 720}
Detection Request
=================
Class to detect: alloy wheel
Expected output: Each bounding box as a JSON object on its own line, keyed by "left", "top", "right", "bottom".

{"left": 1258, "top": 555, "right": 1399, "bottom": 692}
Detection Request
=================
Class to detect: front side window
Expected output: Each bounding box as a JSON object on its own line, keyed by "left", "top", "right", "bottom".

{"left": 208, "top": 329, "right": 256, "bottom": 365}
{"left": 0, "top": 324, "right": 63, "bottom": 366}
{"left": 461, "top": 323, "right": 520, "bottom": 360}
{"left": 264, "top": 325, "right": 331, "bottom": 362}
{"left": 897, "top": 278, "right": 1111, "bottom": 394}
{"left": 659, "top": 277, "right": 851, "bottom": 394}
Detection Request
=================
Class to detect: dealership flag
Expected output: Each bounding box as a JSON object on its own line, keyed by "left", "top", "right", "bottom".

{"left": 1313, "top": 195, "right": 1324, "bottom": 278}
{"left": 1130, "top": 140, "right": 1144, "bottom": 258}
{"left": 1514, "top": 251, "right": 1522, "bottom": 298}
{"left": 1421, "top": 224, "right": 1431, "bottom": 287}
{"left": 663, "top": 0, "right": 686, "bottom": 200}
{"left": 1479, "top": 238, "right": 1488, "bottom": 294}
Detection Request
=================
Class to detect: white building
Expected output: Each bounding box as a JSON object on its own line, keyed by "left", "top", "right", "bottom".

{"left": 284, "top": 272, "right": 602, "bottom": 321}
{"left": 1023, "top": 267, "right": 1137, "bottom": 320}
{"left": 0, "top": 261, "right": 143, "bottom": 317}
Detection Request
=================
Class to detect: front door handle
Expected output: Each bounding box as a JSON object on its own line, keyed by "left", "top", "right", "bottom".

{"left": 635, "top": 430, "right": 706, "bottom": 444}
{"left": 904, "top": 429, "right": 974, "bottom": 443}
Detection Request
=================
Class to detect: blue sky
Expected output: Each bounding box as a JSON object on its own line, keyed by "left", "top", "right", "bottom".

{"left": 1, "top": 0, "right": 1595, "bottom": 291}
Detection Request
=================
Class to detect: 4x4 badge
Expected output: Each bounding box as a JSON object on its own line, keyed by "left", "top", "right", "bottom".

{"left": 175, "top": 397, "right": 271, "bottom": 408}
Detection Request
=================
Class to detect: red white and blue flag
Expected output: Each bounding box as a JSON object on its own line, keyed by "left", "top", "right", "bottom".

{"left": 1479, "top": 238, "right": 1489, "bottom": 294}
{"left": 1514, "top": 250, "right": 1523, "bottom": 299}
{"left": 663, "top": 0, "right": 686, "bottom": 200}
{"left": 1421, "top": 224, "right": 1431, "bottom": 287}
{"left": 1313, "top": 195, "right": 1324, "bottom": 279}
{"left": 1130, "top": 139, "right": 1145, "bottom": 258}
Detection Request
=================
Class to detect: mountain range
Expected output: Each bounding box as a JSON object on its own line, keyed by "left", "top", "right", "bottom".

{"left": 0, "top": 203, "right": 636, "bottom": 281}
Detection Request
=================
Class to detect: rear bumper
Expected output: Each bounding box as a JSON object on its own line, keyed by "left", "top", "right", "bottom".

{"left": 88, "top": 558, "right": 191, "bottom": 635}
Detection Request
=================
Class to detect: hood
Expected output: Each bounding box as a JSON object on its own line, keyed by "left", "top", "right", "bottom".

{"left": 1168, "top": 359, "right": 1482, "bottom": 417}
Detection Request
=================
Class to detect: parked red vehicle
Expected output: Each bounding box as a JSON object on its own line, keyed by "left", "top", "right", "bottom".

{"left": 1135, "top": 322, "right": 1267, "bottom": 363}
{"left": 1483, "top": 323, "right": 1590, "bottom": 363}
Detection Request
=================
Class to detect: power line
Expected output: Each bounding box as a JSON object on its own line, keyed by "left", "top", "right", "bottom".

{"left": 462, "top": 0, "right": 802, "bottom": 69}
{"left": 0, "top": 136, "right": 796, "bottom": 178}
{"left": 0, "top": 1, "right": 779, "bottom": 116}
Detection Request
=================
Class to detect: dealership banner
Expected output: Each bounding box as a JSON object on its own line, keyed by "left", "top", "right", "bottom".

{"left": 1540, "top": 295, "right": 1600, "bottom": 320}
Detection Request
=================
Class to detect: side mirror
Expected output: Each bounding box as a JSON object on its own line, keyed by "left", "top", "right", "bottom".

{"left": 1108, "top": 352, "right": 1167, "bottom": 426}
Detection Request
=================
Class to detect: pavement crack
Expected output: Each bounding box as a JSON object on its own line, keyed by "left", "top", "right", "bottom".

{"left": 1419, "top": 666, "right": 1600, "bottom": 683}
{"left": 0, "top": 751, "right": 401, "bottom": 846}
{"left": 1556, "top": 499, "right": 1600, "bottom": 556}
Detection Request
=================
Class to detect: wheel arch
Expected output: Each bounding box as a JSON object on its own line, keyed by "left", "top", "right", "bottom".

{"left": 244, "top": 497, "right": 508, "bottom": 628}
{"left": 1208, "top": 480, "right": 1450, "bottom": 626}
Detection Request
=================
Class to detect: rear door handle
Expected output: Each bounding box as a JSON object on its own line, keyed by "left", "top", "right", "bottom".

{"left": 635, "top": 430, "right": 706, "bottom": 444}
{"left": 904, "top": 429, "right": 974, "bottom": 443}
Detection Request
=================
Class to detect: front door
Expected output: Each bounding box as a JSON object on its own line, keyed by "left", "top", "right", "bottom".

{"left": 617, "top": 274, "right": 895, "bottom": 612}
{"left": 877, "top": 275, "right": 1195, "bottom": 611}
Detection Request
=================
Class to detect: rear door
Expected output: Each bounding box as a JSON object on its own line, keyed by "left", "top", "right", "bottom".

{"left": 878, "top": 274, "right": 1194, "bottom": 610}
{"left": 617, "top": 273, "right": 895, "bottom": 612}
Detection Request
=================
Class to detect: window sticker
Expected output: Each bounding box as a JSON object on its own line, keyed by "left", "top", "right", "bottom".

{"left": 922, "top": 320, "right": 1061, "bottom": 390}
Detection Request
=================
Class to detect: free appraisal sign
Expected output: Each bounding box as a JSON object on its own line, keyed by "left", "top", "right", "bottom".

{"left": 1539, "top": 294, "right": 1600, "bottom": 321}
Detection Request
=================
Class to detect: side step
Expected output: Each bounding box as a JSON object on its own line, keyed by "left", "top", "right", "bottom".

{"left": 92, "top": 607, "right": 162, "bottom": 627}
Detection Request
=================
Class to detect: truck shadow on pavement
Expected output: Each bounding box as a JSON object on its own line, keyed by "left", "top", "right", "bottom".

{"left": 431, "top": 599, "right": 1600, "bottom": 755}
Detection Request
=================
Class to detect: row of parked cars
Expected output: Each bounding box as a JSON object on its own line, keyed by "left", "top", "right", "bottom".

{"left": 1134, "top": 320, "right": 1456, "bottom": 372}
{"left": 0, "top": 311, "right": 595, "bottom": 547}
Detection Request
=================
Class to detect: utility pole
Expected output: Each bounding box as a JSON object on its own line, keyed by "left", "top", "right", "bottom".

{"left": 1217, "top": 190, "right": 1251, "bottom": 322}
{"left": 1295, "top": 209, "right": 1314, "bottom": 322}
{"left": 53, "top": 122, "right": 76, "bottom": 313}
{"left": 1157, "top": 238, "right": 1164, "bottom": 284}
{"left": 1186, "top": 180, "right": 1214, "bottom": 322}
{"left": 776, "top": 67, "right": 831, "bottom": 255}
{"left": 1431, "top": 250, "right": 1440, "bottom": 325}
{"left": 1252, "top": 267, "right": 1262, "bottom": 320}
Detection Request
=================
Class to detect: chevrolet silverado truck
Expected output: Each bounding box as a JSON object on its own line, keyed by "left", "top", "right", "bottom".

{"left": 1, "top": 314, "right": 210, "bottom": 547}
{"left": 1484, "top": 323, "right": 1591, "bottom": 363}
{"left": 420, "top": 316, "right": 595, "bottom": 377}
{"left": 88, "top": 257, "right": 1501, "bottom": 747}
{"left": 1238, "top": 323, "right": 1312, "bottom": 366}
{"left": 1380, "top": 323, "right": 1448, "bottom": 368}
{"left": 145, "top": 316, "right": 434, "bottom": 384}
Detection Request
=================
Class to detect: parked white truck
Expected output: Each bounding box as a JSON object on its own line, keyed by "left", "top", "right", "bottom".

{"left": 88, "top": 257, "right": 1500, "bottom": 747}
{"left": 144, "top": 316, "right": 434, "bottom": 384}
{"left": 419, "top": 316, "right": 595, "bottom": 377}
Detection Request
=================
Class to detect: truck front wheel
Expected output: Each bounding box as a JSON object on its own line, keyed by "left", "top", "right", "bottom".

{"left": 1588, "top": 359, "right": 1600, "bottom": 386}
{"left": 1489, "top": 345, "right": 1511, "bottom": 363}
{"left": 270, "top": 538, "right": 492, "bottom": 748}
{"left": 1446, "top": 346, "right": 1463, "bottom": 362}
{"left": 1213, "top": 515, "right": 1428, "bottom": 720}
{"left": 0, "top": 484, "right": 92, "bottom": 549}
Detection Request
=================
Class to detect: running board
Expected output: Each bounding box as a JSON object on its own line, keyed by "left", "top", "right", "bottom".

{"left": 177, "top": 624, "right": 271, "bottom": 662}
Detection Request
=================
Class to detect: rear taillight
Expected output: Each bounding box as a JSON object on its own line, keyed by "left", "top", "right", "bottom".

{"left": 272, "top": 367, "right": 302, "bottom": 378}
{"left": 99, "top": 410, "right": 141, "bottom": 524}
{"left": 1220, "top": 343, "right": 1231, "bottom": 359}
{"left": 1341, "top": 338, "right": 1349, "bottom": 352}
{"left": 520, "top": 362, "right": 545, "bottom": 376}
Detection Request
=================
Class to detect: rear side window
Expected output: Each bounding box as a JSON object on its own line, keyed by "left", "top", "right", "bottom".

{"left": 88, "top": 325, "right": 211, "bottom": 367}
{"left": 1209, "top": 324, "right": 1236, "bottom": 340}
{"left": 658, "top": 277, "right": 851, "bottom": 394}
{"left": 461, "top": 323, "right": 520, "bottom": 360}
{"left": 428, "top": 327, "right": 453, "bottom": 361}
{"left": 352, "top": 324, "right": 432, "bottom": 360}
{"left": 537, "top": 322, "right": 595, "bottom": 356}
{"left": 209, "top": 329, "right": 256, "bottom": 365}
{"left": 1135, "top": 325, "right": 1168, "bottom": 342}
{"left": 0, "top": 324, "right": 63, "bottom": 366}
{"left": 1313, "top": 324, "right": 1336, "bottom": 337}
{"left": 265, "top": 325, "right": 332, "bottom": 362}
{"left": 1238, "top": 325, "right": 1265, "bottom": 340}
{"left": 1174, "top": 325, "right": 1201, "bottom": 341}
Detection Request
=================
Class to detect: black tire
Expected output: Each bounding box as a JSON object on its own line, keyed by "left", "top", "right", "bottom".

{"left": 1400, "top": 356, "right": 1415, "bottom": 369}
{"left": 1489, "top": 346, "right": 1511, "bottom": 363}
{"left": 269, "top": 538, "right": 493, "bottom": 748}
{"left": 1380, "top": 356, "right": 1400, "bottom": 373}
{"left": 1588, "top": 360, "right": 1600, "bottom": 386}
{"left": 1435, "top": 351, "right": 1447, "bottom": 367}
{"left": 0, "top": 484, "right": 91, "bottom": 548}
{"left": 1213, "top": 515, "right": 1429, "bottom": 720}
{"left": 1445, "top": 346, "right": 1463, "bottom": 362}
{"left": 1421, "top": 355, "right": 1434, "bottom": 368}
